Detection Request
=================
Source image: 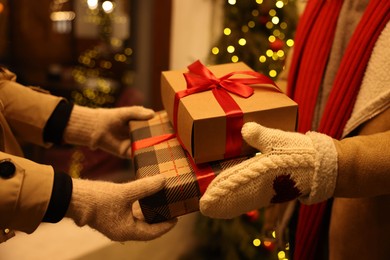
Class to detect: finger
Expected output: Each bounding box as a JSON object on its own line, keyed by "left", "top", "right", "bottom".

{"left": 241, "top": 122, "right": 275, "bottom": 152}
{"left": 125, "top": 174, "right": 166, "bottom": 201}
{"left": 118, "top": 106, "right": 155, "bottom": 121}
{"left": 132, "top": 201, "right": 145, "bottom": 220}
{"left": 118, "top": 139, "right": 131, "bottom": 158}
{"left": 242, "top": 122, "right": 298, "bottom": 152}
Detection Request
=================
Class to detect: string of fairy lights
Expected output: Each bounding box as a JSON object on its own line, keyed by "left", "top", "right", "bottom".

{"left": 210, "top": 0, "right": 297, "bottom": 79}
{"left": 66, "top": 2, "right": 295, "bottom": 258}
{"left": 208, "top": 1, "right": 298, "bottom": 259}
{"left": 71, "top": 0, "right": 133, "bottom": 108}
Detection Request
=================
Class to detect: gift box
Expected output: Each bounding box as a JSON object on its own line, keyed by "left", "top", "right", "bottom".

{"left": 129, "top": 111, "right": 249, "bottom": 223}
{"left": 161, "top": 60, "right": 298, "bottom": 164}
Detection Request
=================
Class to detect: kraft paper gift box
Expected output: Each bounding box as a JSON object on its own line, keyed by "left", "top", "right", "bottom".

{"left": 129, "top": 111, "right": 249, "bottom": 224}
{"left": 161, "top": 60, "right": 298, "bottom": 164}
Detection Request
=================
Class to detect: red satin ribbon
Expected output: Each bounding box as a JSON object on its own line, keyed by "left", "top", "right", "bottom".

{"left": 131, "top": 132, "right": 216, "bottom": 196}
{"left": 131, "top": 133, "right": 176, "bottom": 157}
{"left": 174, "top": 60, "right": 277, "bottom": 159}
{"left": 186, "top": 153, "right": 216, "bottom": 195}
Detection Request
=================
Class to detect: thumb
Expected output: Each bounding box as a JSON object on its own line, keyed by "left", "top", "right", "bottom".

{"left": 126, "top": 174, "right": 166, "bottom": 201}
{"left": 117, "top": 106, "right": 155, "bottom": 121}
{"left": 242, "top": 122, "right": 312, "bottom": 152}
{"left": 241, "top": 122, "right": 284, "bottom": 153}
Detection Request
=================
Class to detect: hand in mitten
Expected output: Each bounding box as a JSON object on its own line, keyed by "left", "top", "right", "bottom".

{"left": 64, "top": 105, "right": 154, "bottom": 158}
{"left": 200, "top": 122, "right": 338, "bottom": 219}
{"left": 66, "top": 174, "right": 177, "bottom": 242}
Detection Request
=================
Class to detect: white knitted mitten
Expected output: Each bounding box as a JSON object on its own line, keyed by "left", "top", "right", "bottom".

{"left": 200, "top": 122, "right": 338, "bottom": 219}
{"left": 64, "top": 105, "right": 154, "bottom": 158}
{"left": 66, "top": 175, "right": 177, "bottom": 242}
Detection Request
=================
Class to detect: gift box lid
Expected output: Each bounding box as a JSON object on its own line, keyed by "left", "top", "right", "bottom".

{"left": 161, "top": 62, "right": 298, "bottom": 164}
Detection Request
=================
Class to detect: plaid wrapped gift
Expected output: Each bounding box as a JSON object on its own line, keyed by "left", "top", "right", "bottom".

{"left": 129, "top": 111, "right": 249, "bottom": 223}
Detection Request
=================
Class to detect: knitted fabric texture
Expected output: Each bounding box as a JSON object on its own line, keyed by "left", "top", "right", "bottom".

{"left": 200, "top": 122, "right": 338, "bottom": 219}
{"left": 64, "top": 105, "right": 154, "bottom": 157}
{"left": 66, "top": 175, "right": 176, "bottom": 242}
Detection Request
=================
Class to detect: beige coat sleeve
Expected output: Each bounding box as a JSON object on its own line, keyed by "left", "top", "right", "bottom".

{"left": 334, "top": 120, "right": 390, "bottom": 198}
{"left": 0, "top": 69, "right": 64, "bottom": 237}
{"left": 0, "top": 71, "right": 63, "bottom": 147}
{"left": 0, "top": 152, "right": 54, "bottom": 234}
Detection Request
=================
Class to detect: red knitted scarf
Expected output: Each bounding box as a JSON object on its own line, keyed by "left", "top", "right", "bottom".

{"left": 287, "top": 0, "right": 390, "bottom": 259}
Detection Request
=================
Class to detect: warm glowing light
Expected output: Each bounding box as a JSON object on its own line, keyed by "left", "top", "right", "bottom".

{"left": 269, "top": 70, "right": 277, "bottom": 77}
{"left": 263, "top": 241, "right": 273, "bottom": 247}
{"left": 124, "top": 48, "right": 133, "bottom": 55}
{"left": 253, "top": 238, "right": 261, "bottom": 247}
{"left": 277, "top": 50, "right": 285, "bottom": 58}
{"left": 269, "top": 9, "right": 277, "bottom": 16}
{"left": 266, "top": 49, "right": 274, "bottom": 57}
{"left": 276, "top": 1, "right": 284, "bottom": 8}
{"left": 259, "top": 55, "right": 266, "bottom": 63}
{"left": 102, "top": 1, "right": 114, "bottom": 13}
{"left": 278, "top": 251, "right": 286, "bottom": 259}
{"left": 0, "top": 3, "right": 4, "bottom": 13}
{"left": 273, "top": 29, "right": 281, "bottom": 37}
{"left": 87, "top": 0, "right": 98, "bottom": 9}
{"left": 256, "top": 0, "right": 263, "bottom": 4}
{"left": 231, "top": 55, "right": 239, "bottom": 62}
{"left": 114, "top": 54, "right": 127, "bottom": 62}
{"left": 268, "top": 35, "right": 276, "bottom": 42}
{"left": 227, "top": 45, "right": 235, "bottom": 53}
{"left": 248, "top": 21, "right": 255, "bottom": 28}
{"left": 272, "top": 231, "right": 276, "bottom": 238}
{"left": 272, "top": 16, "right": 280, "bottom": 25}
{"left": 50, "top": 11, "right": 76, "bottom": 21}
{"left": 266, "top": 22, "right": 274, "bottom": 29}
{"left": 228, "top": 0, "right": 236, "bottom": 5}
{"left": 286, "top": 39, "right": 294, "bottom": 47}
{"left": 212, "top": 47, "right": 220, "bottom": 55}
{"left": 224, "top": 28, "right": 232, "bottom": 35}
{"left": 238, "top": 38, "right": 247, "bottom": 46}
{"left": 241, "top": 25, "right": 249, "bottom": 33}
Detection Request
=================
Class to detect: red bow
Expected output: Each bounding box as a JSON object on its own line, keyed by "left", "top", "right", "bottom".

{"left": 174, "top": 60, "right": 277, "bottom": 159}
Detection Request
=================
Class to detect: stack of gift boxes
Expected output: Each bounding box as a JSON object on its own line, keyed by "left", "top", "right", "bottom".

{"left": 129, "top": 61, "right": 297, "bottom": 223}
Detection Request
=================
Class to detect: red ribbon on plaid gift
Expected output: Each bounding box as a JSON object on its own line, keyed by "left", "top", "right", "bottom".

{"left": 130, "top": 112, "right": 216, "bottom": 195}
{"left": 174, "top": 60, "right": 277, "bottom": 159}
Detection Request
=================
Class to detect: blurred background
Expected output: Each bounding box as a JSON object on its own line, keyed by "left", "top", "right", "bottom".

{"left": 0, "top": 0, "right": 303, "bottom": 259}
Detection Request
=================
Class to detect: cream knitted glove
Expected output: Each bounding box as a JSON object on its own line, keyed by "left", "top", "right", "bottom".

{"left": 200, "top": 122, "right": 338, "bottom": 219}
{"left": 66, "top": 175, "right": 177, "bottom": 241}
{"left": 64, "top": 105, "right": 154, "bottom": 158}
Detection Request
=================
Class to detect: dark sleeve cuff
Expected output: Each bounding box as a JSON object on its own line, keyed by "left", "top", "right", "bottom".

{"left": 43, "top": 101, "right": 74, "bottom": 144}
{"left": 42, "top": 171, "right": 73, "bottom": 223}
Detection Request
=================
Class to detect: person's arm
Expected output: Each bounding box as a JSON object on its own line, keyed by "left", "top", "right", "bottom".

{"left": 0, "top": 152, "right": 56, "bottom": 233}
{"left": 0, "top": 151, "right": 176, "bottom": 241}
{"left": 334, "top": 131, "right": 390, "bottom": 198}
{"left": 0, "top": 76, "right": 64, "bottom": 147}
{"left": 200, "top": 122, "right": 390, "bottom": 219}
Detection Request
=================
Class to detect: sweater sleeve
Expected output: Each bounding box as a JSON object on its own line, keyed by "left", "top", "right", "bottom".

{"left": 334, "top": 130, "right": 390, "bottom": 198}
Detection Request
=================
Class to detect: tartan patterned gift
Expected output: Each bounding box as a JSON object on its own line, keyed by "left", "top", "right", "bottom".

{"left": 129, "top": 111, "right": 249, "bottom": 223}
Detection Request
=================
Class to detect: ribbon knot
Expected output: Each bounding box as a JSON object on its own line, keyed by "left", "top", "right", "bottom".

{"left": 173, "top": 60, "right": 277, "bottom": 160}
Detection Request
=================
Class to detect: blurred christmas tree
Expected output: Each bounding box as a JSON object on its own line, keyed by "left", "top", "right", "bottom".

{"left": 67, "top": 0, "right": 141, "bottom": 179}
{"left": 71, "top": 0, "right": 135, "bottom": 109}
{"left": 182, "top": 1, "right": 298, "bottom": 260}
{"left": 209, "top": 0, "right": 298, "bottom": 79}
